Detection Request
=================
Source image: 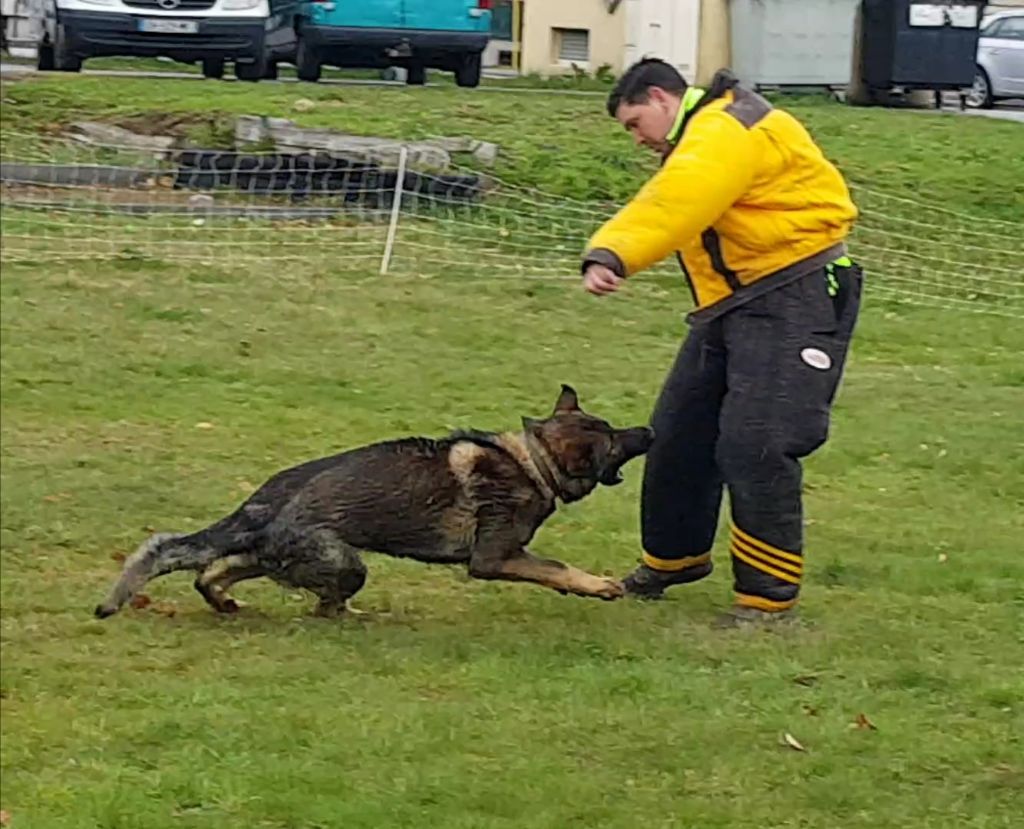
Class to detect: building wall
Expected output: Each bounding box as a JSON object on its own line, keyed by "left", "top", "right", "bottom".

{"left": 624, "top": 0, "right": 702, "bottom": 83}
{"left": 520, "top": 0, "right": 627, "bottom": 76}
{"left": 514, "top": 0, "right": 1015, "bottom": 82}
{"left": 696, "top": 0, "right": 731, "bottom": 83}
{"left": 694, "top": 0, "right": 1018, "bottom": 85}
{"left": 985, "top": 1, "right": 1024, "bottom": 19}
{"left": 1, "top": 0, "right": 43, "bottom": 58}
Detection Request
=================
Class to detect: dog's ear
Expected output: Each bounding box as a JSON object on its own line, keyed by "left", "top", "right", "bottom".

{"left": 521, "top": 416, "right": 544, "bottom": 437}
{"left": 553, "top": 384, "right": 579, "bottom": 414}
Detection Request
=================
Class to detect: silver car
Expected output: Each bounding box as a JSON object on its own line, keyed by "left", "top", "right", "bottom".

{"left": 968, "top": 10, "right": 1024, "bottom": 108}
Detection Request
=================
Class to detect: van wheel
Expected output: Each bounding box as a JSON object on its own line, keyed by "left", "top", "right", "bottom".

{"left": 263, "top": 60, "right": 279, "bottom": 80}
{"left": 235, "top": 57, "right": 266, "bottom": 82}
{"left": 295, "top": 39, "right": 321, "bottom": 82}
{"left": 455, "top": 52, "right": 481, "bottom": 88}
{"left": 202, "top": 58, "right": 225, "bottom": 79}
{"left": 53, "top": 26, "right": 81, "bottom": 72}
{"left": 406, "top": 62, "right": 426, "bottom": 85}
{"left": 37, "top": 41, "right": 55, "bottom": 71}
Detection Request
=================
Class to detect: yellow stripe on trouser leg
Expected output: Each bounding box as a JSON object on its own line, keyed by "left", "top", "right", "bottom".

{"left": 730, "top": 543, "right": 801, "bottom": 584}
{"left": 642, "top": 551, "right": 711, "bottom": 573}
{"left": 731, "top": 537, "right": 802, "bottom": 581}
{"left": 730, "top": 524, "right": 802, "bottom": 609}
{"left": 731, "top": 523, "right": 803, "bottom": 565}
{"left": 734, "top": 593, "right": 798, "bottom": 612}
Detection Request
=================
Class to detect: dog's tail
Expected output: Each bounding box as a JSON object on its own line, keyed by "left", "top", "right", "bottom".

{"left": 94, "top": 531, "right": 223, "bottom": 619}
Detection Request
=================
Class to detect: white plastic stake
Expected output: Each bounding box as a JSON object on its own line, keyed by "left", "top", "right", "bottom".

{"left": 379, "top": 145, "right": 408, "bottom": 275}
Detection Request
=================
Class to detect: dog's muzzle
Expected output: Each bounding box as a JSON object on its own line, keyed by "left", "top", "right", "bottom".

{"left": 600, "top": 427, "right": 656, "bottom": 486}
{"left": 599, "top": 466, "right": 628, "bottom": 486}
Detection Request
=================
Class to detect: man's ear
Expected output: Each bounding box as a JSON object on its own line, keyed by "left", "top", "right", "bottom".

{"left": 649, "top": 85, "right": 677, "bottom": 110}
{"left": 554, "top": 384, "right": 579, "bottom": 414}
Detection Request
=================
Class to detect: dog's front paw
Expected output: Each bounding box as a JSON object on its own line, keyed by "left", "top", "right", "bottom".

{"left": 588, "top": 576, "right": 625, "bottom": 601}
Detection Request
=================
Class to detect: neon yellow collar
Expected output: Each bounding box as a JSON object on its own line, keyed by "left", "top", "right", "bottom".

{"left": 665, "top": 87, "right": 707, "bottom": 145}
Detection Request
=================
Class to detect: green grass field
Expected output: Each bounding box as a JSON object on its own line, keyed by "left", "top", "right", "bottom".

{"left": 1, "top": 73, "right": 1023, "bottom": 828}
{"left": 3, "top": 72, "right": 1023, "bottom": 216}
{"left": 1, "top": 55, "right": 621, "bottom": 91}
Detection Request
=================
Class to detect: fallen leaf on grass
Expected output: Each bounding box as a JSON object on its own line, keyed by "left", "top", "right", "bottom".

{"left": 111, "top": 551, "right": 126, "bottom": 563}
{"left": 129, "top": 594, "right": 177, "bottom": 617}
{"left": 195, "top": 422, "right": 215, "bottom": 430}
{"left": 852, "top": 713, "right": 878, "bottom": 731}
{"left": 1, "top": 808, "right": 12, "bottom": 825}
{"left": 938, "top": 553, "right": 948, "bottom": 563}
{"left": 793, "top": 674, "right": 819, "bottom": 686}
{"left": 782, "top": 733, "right": 806, "bottom": 752}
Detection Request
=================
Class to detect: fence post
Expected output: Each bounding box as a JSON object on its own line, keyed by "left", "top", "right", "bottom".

{"left": 379, "top": 144, "right": 408, "bottom": 275}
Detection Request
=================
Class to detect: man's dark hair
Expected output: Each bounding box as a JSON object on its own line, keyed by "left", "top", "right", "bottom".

{"left": 606, "top": 58, "right": 688, "bottom": 117}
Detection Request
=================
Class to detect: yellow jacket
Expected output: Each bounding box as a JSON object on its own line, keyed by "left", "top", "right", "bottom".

{"left": 583, "top": 72, "right": 858, "bottom": 321}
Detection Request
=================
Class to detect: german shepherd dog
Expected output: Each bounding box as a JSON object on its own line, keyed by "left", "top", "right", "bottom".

{"left": 95, "top": 385, "right": 654, "bottom": 619}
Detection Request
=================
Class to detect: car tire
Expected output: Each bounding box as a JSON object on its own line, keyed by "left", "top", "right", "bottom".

{"left": 406, "top": 62, "right": 426, "bottom": 86}
{"left": 455, "top": 52, "right": 481, "bottom": 88}
{"left": 53, "top": 26, "right": 81, "bottom": 72}
{"left": 202, "top": 58, "right": 225, "bottom": 79}
{"left": 966, "top": 67, "right": 994, "bottom": 109}
{"left": 235, "top": 56, "right": 266, "bottom": 82}
{"left": 295, "top": 39, "right": 321, "bottom": 83}
{"left": 37, "top": 40, "right": 55, "bottom": 71}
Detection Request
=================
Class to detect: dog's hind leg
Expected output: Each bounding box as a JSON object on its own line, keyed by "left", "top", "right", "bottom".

{"left": 194, "top": 554, "right": 265, "bottom": 613}
{"left": 270, "top": 529, "right": 368, "bottom": 618}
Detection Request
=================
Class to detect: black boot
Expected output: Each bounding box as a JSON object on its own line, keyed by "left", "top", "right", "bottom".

{"left": 712, "top": 604, "right": 798, "bottom": 629}
{"left": 622, "top": 560, "right": 713, "bottom": 600}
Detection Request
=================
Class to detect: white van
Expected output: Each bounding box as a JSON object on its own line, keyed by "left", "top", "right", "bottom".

{"left": 35, "top": 0, "right": 300, "bottom": 80}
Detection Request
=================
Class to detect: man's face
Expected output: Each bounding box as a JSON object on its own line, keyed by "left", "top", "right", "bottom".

{"left": 615, "top": 86, "right": 682, "bottom": 155}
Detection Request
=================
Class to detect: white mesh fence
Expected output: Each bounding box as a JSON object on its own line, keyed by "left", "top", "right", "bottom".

{"left": 1, "top": 129, "right": 1021, "bottom": 317}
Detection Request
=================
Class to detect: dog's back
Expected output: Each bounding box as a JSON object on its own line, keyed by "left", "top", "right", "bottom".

{"left": 268, "top": 433, "right": 543, "bottom": 562}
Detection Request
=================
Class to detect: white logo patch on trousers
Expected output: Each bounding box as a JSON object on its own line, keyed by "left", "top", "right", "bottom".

{"left": 800, "top": 347, "right": 832, "bottom": 371}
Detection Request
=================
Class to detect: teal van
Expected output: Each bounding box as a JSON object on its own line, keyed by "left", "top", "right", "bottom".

{"left": 295, "top": 0, "right": 492, "bottom": 87}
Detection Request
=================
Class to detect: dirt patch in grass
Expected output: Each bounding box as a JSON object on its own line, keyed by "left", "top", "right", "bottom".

{"left": 105, "top": 111, "right": 236, "bottom": 147}
{"left": 106, "top": 111, "right": 223, "bottom": 137}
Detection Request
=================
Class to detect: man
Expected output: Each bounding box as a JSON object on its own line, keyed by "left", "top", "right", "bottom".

{"left": 581, "top": 58, "right": 863, "bottom": 626}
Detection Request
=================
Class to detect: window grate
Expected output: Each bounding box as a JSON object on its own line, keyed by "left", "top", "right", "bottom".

{"left": 555, "top": 28, "right": 590, "bottom": 63}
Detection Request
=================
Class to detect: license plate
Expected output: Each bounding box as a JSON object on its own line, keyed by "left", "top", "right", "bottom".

{"left": 138, "top": 19, "right": 199, "bottom": 34}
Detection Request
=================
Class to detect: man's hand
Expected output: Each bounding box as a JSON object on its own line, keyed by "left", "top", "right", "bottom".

{"left": 583, "top": 263, "right": 625, "bottom": 296}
